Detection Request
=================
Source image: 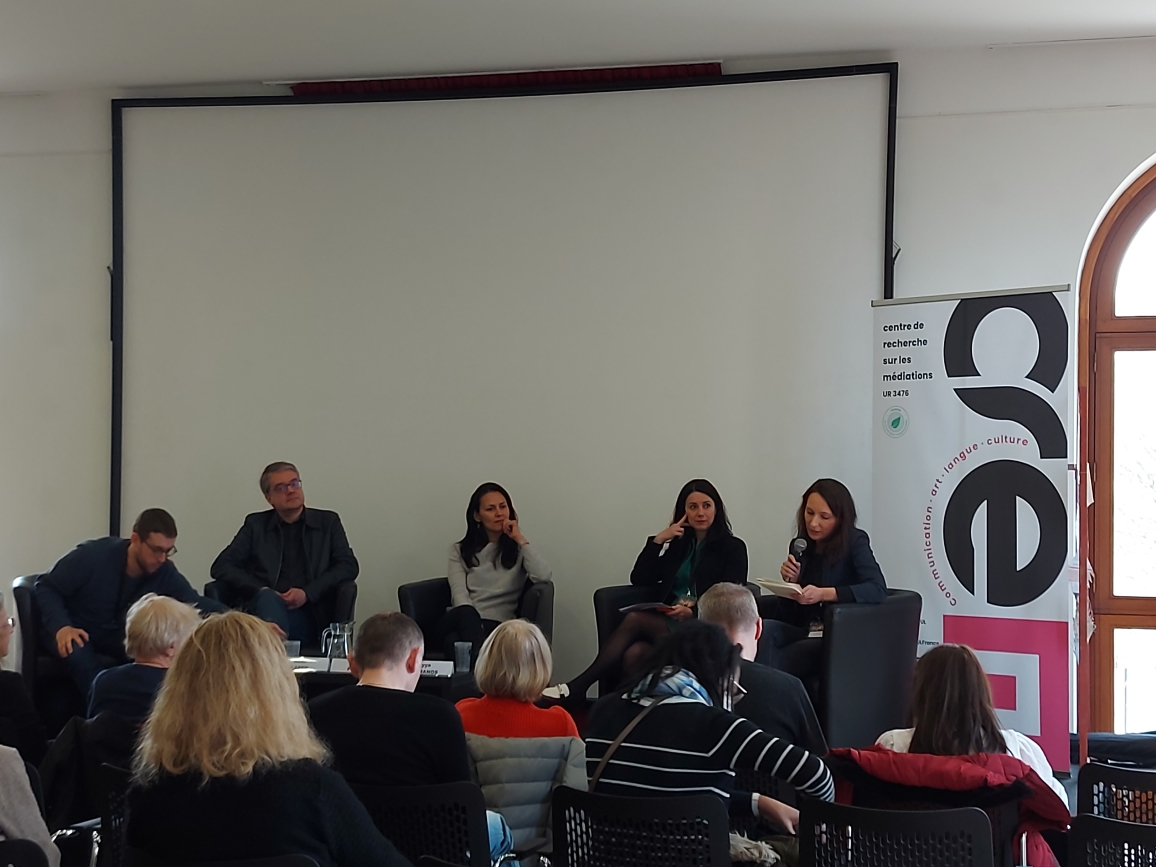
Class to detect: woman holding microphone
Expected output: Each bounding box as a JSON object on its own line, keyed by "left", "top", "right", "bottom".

{"left": 764, "top": 478, "right": 886, "bottom": 682}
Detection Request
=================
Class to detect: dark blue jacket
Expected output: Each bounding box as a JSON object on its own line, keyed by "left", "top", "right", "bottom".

{"left": 88, "top": 663, "right": 166, "bottom": 726}
{"left": 209, "top": 508, "right": 358, "bottom": 603}
{"left": 799, "top": 527, "right": 887, "bottom": 604}
{"left": 34, "top": 537, "right": 223, "bottom": 648}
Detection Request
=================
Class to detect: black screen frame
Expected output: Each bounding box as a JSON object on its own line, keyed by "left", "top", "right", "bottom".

{"left": 109, "top": 61, "right": 899, "bottom": 534}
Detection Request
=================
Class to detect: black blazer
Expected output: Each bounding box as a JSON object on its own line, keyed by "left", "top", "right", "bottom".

{"left": 799, "top": 527, "right": 887, "bottom": 604}
{"left": 630, "top": 533, "right": 748, "bottom": 603}
{"left": 210, "top": 507, "right": 359, "bottom": 603}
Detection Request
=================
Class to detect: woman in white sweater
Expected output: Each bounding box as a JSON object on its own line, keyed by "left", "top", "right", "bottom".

{"left": 434, "top": 483, "right": 552, "bottom": 661}
{"left": 876, "top": 644, "right": 1067, "bottom": 806}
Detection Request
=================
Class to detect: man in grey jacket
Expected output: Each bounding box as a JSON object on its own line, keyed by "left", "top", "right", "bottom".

{"left": 211, "top": 461, "right": 358, "bottom": 644}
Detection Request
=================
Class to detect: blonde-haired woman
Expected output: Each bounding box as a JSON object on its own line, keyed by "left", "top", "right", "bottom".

{"left": 126, "top": 612, "right": 410, "bottom": 867}
{"left": 88, "top": 593, "right": 202, "bottom": 725}
{"left": 456, "top": 620, "right": 578, "bottom": 738}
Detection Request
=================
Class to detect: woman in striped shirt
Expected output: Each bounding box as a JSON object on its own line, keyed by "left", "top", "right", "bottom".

{"left": 584, "top": 620, "right": 834, "bottom": 833}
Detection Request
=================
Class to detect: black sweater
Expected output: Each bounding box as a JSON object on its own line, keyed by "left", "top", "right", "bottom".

{"left": 126, "top": 761, "right": 411, "bottom": 867}
{"left": 630, "top": 533, "right": 748, "bottom": 604}
{"left": 308, "top": 685, "right": 470, "bottom": 787}
{"left": 0, "top": 671, "right": 47, "bottom": 766}
{"left": 585, "top": 693, "right": 834, "bottom": 816}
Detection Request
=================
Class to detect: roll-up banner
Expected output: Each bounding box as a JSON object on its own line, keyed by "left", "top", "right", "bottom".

{"left": 872, "top": 286, "right": 1071, "bottom": 770}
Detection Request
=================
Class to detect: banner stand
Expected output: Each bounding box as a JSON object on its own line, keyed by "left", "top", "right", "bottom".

{"left": 872, "top": 285, "right": 1072, "bottom": 770}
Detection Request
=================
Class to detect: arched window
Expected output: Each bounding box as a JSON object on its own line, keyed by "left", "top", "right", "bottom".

{"left": 1082, "top": 162, "right": 1156, "bottom": 732}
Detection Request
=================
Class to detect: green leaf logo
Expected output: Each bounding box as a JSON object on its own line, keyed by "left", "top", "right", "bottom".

{"left": 883, "top": 407, "right": 909, "bottom": 438}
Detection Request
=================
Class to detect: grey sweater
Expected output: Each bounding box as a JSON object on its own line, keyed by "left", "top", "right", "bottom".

{"left": 0, "top": 745, "right": 59, "bottom": 867}
{"left": 447, "top": 542, "right": 552, "bottom": 622}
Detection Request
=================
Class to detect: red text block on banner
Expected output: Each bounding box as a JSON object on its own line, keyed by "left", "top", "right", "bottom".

{"left": 942, "top": 615, "right": 1069, "bottom": 771}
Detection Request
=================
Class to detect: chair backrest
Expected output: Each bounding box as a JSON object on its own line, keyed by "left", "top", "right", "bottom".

{"left": 23, "top": 761, "right": 46, "bottom": 820}
{"left": 11, "top": 575, "right": 43, "bottom": 696}
{"left": 96, "top": 763, "right": 133, "bottom": 867}
{"left": 729, "top": 769, "right": 795, "bottom": 837}
{"left": 348, "top": 781, "right": 490, "bottom": 867}
{"left": 126, "top": 851, "right": 320, "bottom": 867}
{"left": 822, "top": 588, "right": 922, "bottom": 749}
{"left": 0, "top": 839, "right": 49, "bottom": 867}
{"left": 517, "top": 580, "right": 555, "bottom": 644}
{"left": 398, "top": 578, "right": 455, "bottom": 635}
{"left": 552, "top": 787, "right": 730, "bottom": 867}
{"left": 799, "top": 799, "right": 995, "bottom": 867}
{"left": 1077, "top": 762, "right": 1156, "bottom": 822}
{"left": 1069, "top": 814, "right": 1156, "bottom": 867}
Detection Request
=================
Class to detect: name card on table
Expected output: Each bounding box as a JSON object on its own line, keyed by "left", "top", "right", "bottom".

{"left": 421, "top": 660, "right": 454, "bottom": 678}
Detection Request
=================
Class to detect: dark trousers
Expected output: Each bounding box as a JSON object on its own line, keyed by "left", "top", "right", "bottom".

{"left": 429, "top": 605, "right": 499, "bottom": 664}
{"left": 247, "top": 587, "right": 318, "bottom": 644}
{"left": 60, "top": 633, "right": 127, "bottom": 699}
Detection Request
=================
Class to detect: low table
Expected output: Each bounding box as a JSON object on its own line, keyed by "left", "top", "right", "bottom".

{"left": 290, "top": 656, "right": 480, "bottom": 704}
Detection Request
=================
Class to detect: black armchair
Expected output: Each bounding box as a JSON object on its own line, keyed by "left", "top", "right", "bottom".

{"left": 12, "top": 574, "right": 84, "bottom": 736}
{"left": 757, "top": 588, "right": 922, "bottom": 749}
{"left": 591, "top": 585, "right": 663, "bottom": 696}
{"left": 398, "top": 577, "right": 555, "bottom": 653}
{"left": 202, "top": 579, "right": 357, "bottom": 653}
{"left": 820, "top": 588, "right": 922, "bottom": 748}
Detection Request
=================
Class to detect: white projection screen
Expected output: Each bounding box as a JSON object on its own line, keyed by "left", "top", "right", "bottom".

{"left": 119, "top": 72, "right": 891, "bottom": 678}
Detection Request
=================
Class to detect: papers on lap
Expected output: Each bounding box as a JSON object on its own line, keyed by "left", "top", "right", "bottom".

{"left": 751, "top": 577, "right": 804, "bottom": 600}
{"left": 618, "top": 602, "right": 679, "bottom": 614}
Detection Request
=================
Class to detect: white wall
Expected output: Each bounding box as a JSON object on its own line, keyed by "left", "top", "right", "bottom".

{"left": 0, "top": 91, "right": 111, "bottom": 666}
{"left": 4, "top": 41, "right": 1156, "bottom": 677}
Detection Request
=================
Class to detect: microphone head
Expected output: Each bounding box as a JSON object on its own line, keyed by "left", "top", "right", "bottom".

{"left": 790, "top": 537, "right": 808, "bottom": 560}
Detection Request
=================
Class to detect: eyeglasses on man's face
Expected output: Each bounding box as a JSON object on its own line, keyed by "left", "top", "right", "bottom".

{"left": 272, "top": 478, "right": 303, "bottom": 495}
{"left": 145, "top": 542, "right": 177, "bottom": 558}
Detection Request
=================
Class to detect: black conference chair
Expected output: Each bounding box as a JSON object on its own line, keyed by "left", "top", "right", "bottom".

{"left": 11, "top": 574, "right": 85, "bottom": 737}
{"left": 126, "top": 853, "right": 320, "bottom": 867}
{"left": 824, "top": 751, "right": 1030, "bottom": 867}
{"left": 348, "top": 781, "right": 490, "bottom": 867}
{"left": 0, "top": 839, "right": 49, "bottom": 867}
{"left": 591, "top": 585, "right": 664, "bottom": 696}
{"left": 1069, "top": 814, "right": 1156, "bottom": 867}
{"left": 799, "top": 800, "right": 996, "bottom": 867}
{"left": 397, "top": 577, "right": 555, "bottom": 652}
{"left": 1077, "top": 761, "right": 1156, "bottom": 822}
{"left": 552, "top": 787, "right": 730, "bottom": 867}
{"left": 729, "top": 768, "right": 796, "bottom": 838}
{"left": 202, "top": 580, "right": 357, "bottom": 654}
{"left": 95, "top": 763, "right": 133, "bottom": 867}
{"left": 757, "top": 588, "right": 922, "bottom": 749}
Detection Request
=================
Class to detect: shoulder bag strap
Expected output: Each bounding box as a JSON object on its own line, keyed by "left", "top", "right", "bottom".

{"left": 589, "top": 694, "right": 673, "bottom": 790}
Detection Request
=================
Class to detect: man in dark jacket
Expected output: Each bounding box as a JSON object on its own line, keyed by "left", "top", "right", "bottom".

{"left": 210, "top": 461, "right": 358, "bottom": 644}
{"left": 34, "top": 508, "right": 225, "bottom": 696}
{"left": 698, "top": 582, "right": 828, "bottom": 757}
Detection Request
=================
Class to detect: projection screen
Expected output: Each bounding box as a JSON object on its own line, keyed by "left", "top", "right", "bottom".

{"left": 118, "top": 70, "right": 892, "bottom": 678}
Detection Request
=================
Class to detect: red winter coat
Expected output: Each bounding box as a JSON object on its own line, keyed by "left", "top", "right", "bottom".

{"left": 830, "top": 746, "right": 1070, "bottom": 867}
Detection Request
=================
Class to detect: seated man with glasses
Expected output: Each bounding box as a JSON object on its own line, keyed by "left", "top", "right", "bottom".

{"left": 34, "top": 508, "right": 226, "bottom": 697}
{"left": 211, "top": 461, "right": 359, "bottom": 645}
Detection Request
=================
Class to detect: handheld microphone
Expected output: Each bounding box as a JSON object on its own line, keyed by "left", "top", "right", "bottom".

{"left": 789, "top": 537, "right": 808, "bottom": 561}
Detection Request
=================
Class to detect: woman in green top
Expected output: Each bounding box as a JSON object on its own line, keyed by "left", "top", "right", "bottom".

{"left": 544, "top": 479, "right": 748, "bottom": 704}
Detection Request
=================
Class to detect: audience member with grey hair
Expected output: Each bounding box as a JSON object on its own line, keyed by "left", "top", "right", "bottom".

{"left": 309, "top": 612, "right": 514, "bottom": 862}
{"left": 698, "top": 583, "right": 827, "bottom": 756}
{"left": 88, "top": 593, "right": 202, "bottom": 725}
{"left": 0, "top": 590, "right": 47, "bottom": 765}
